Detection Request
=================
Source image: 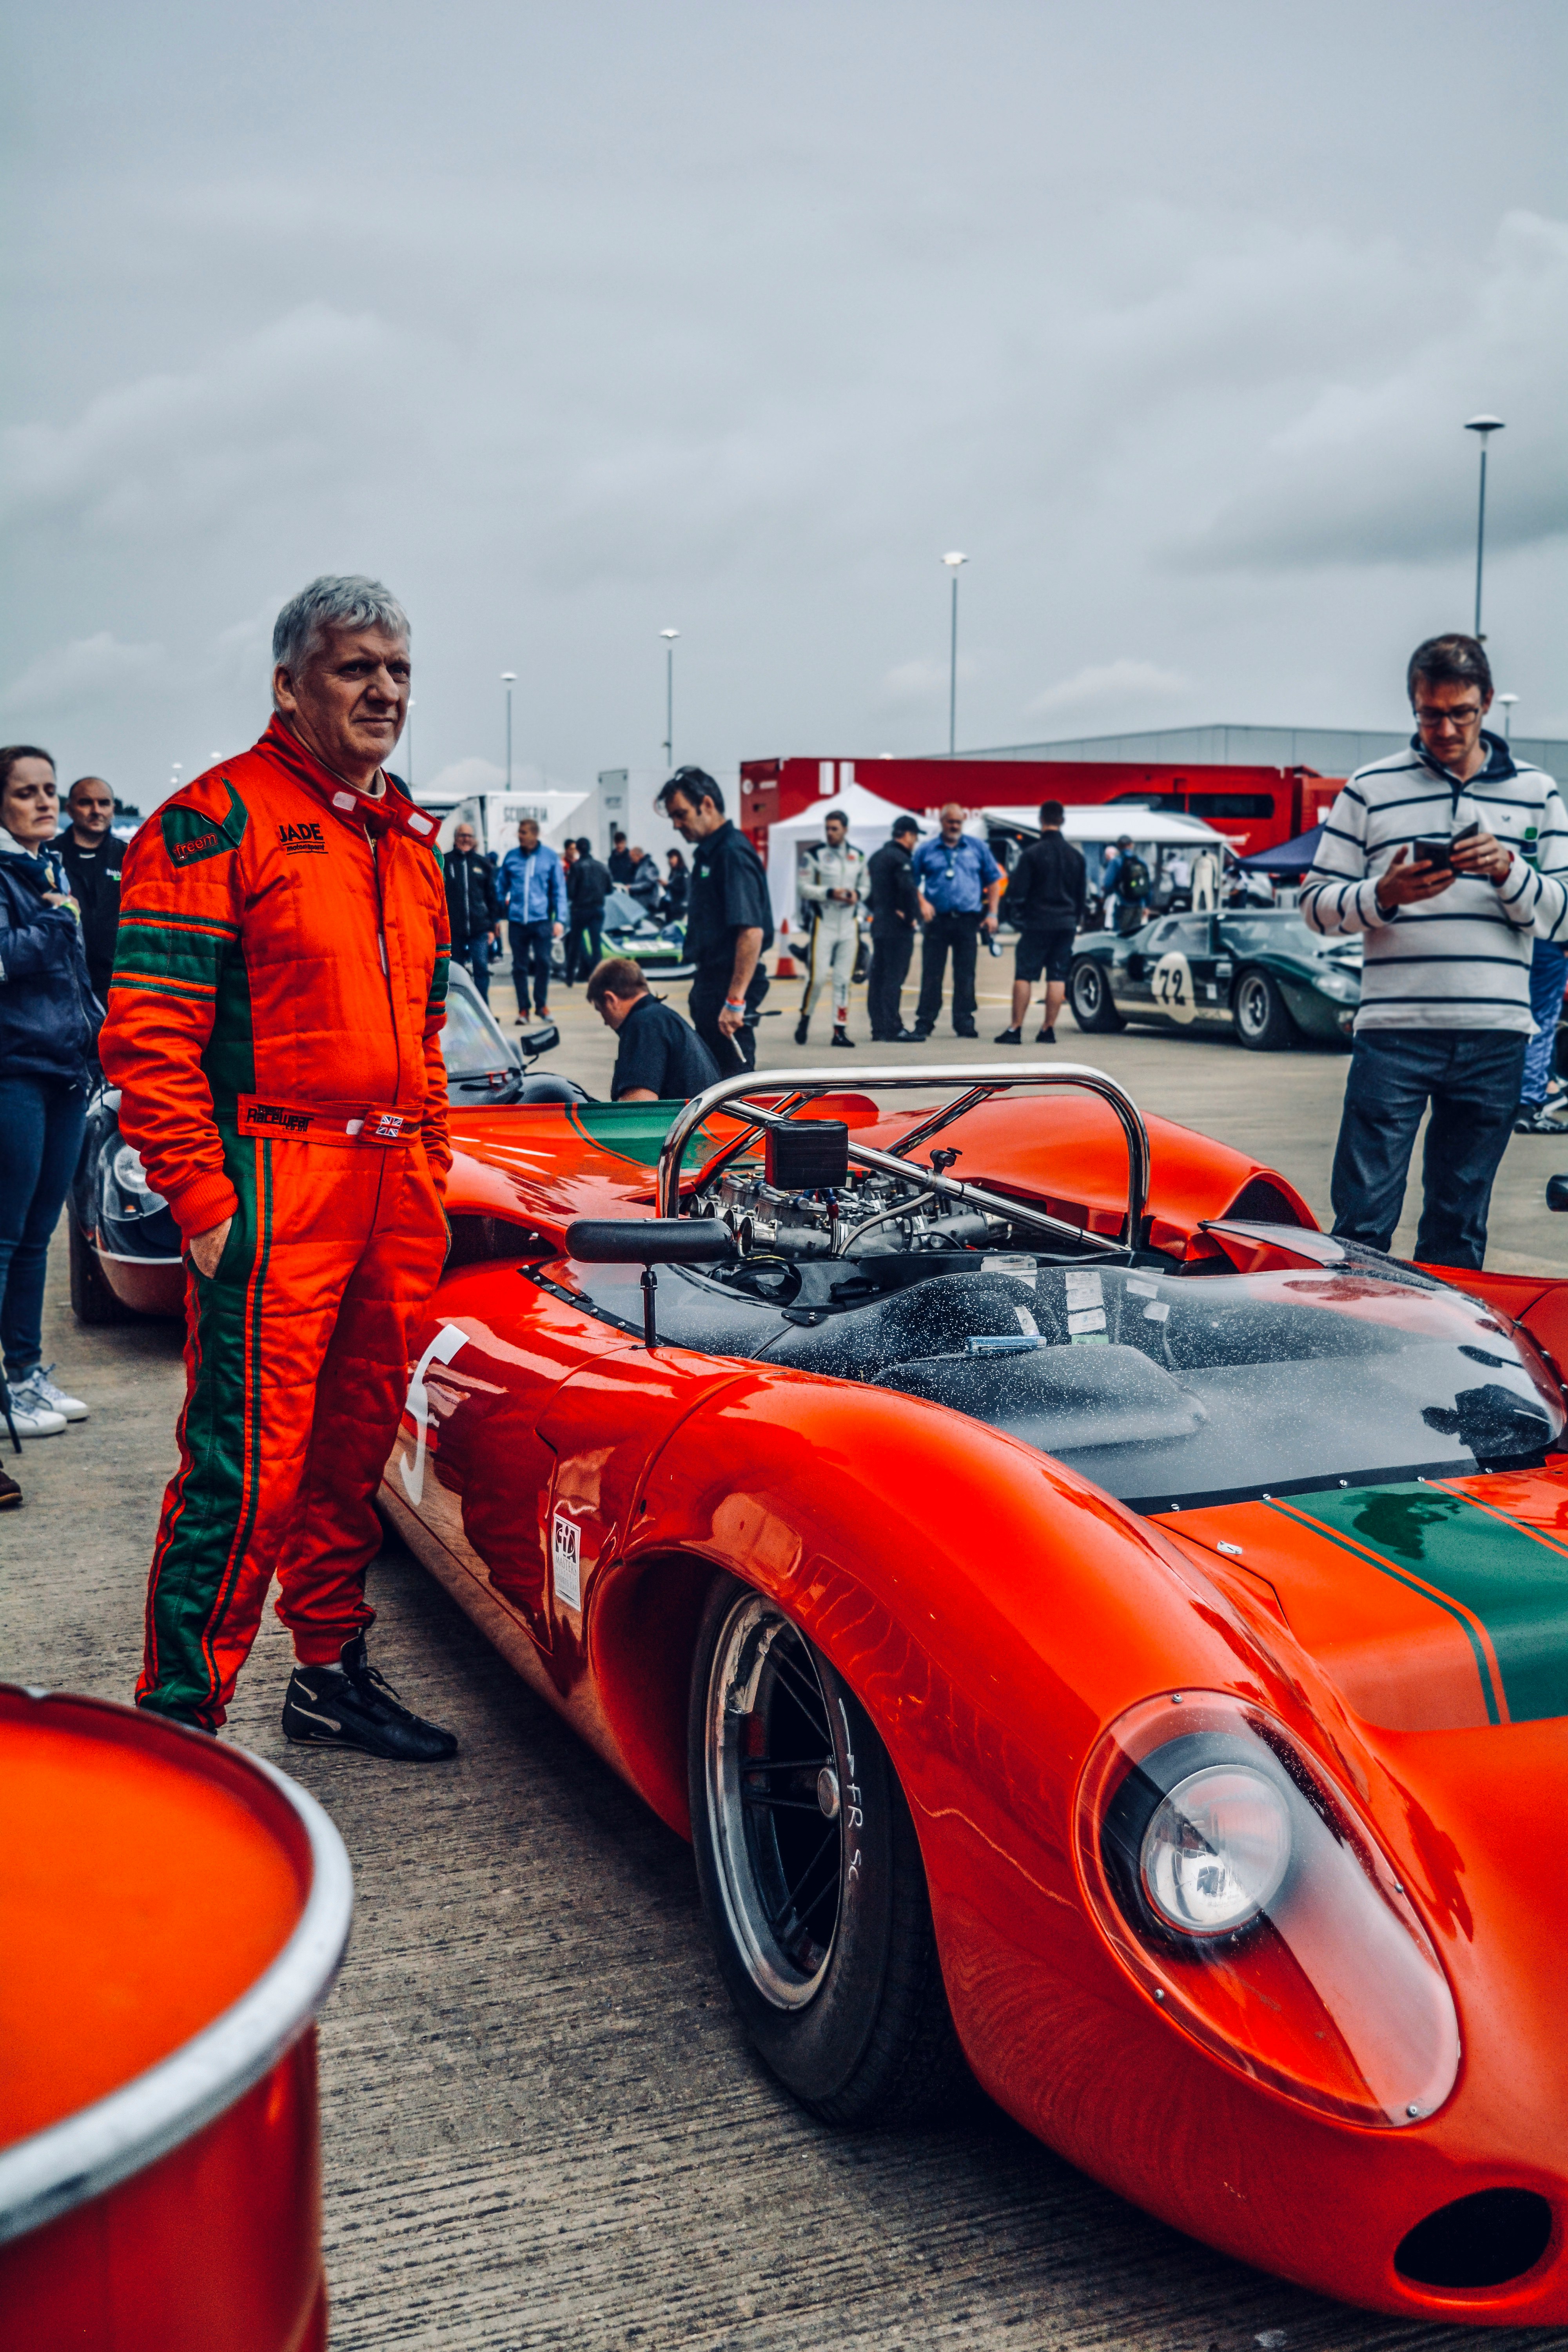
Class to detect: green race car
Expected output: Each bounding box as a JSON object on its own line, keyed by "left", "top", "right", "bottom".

{"left": 1067, "top": 908, "right": 1361, "bottom": 1051}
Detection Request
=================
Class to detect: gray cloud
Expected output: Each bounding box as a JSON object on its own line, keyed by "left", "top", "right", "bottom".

{"left": 4, "top": 0, "right": 1567, "bottom": 803}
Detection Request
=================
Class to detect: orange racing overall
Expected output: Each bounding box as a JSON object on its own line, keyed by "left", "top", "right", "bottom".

{"left": 101, "top": 718, "right": 451, "bottom": 1728}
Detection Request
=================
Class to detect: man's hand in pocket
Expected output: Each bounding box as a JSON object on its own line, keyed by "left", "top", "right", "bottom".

{"left": 189, "top": 1217, "right": 233, "bottom": 1278}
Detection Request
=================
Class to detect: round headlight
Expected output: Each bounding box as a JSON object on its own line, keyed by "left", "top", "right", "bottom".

{"left": 112, "top": 1142, "right": 152, "bottom": 1195}
{"left": 1140, "top": 1763, "right": 1291, "bottom": 1937}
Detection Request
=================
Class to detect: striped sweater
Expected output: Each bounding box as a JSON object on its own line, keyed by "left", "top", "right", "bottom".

{"left": 1299, "top": 733, "right": 1568, "bottom": 1033}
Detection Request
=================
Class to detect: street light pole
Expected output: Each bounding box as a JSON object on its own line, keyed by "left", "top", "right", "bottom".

{"left": 501, "top": 671, "right": 517, "bottom": 789}
{"left": 942, "top": 552, "right": 967, "bottom": 756}
{"left": 660, "top": 630, "right": 679, "bottom": 766}
{"left": 1497, "top": 692, "right": 1518, "bottom": 741}
{"left": 1464, "top": 416, "right": 1504, "bottom": 640}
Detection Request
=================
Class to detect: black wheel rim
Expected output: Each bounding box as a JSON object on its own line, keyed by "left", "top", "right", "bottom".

{"left": 704, "top": 1593, "right": 843, "bottom": 2009}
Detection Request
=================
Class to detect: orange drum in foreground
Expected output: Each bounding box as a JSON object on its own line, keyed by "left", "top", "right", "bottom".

{"left": 0, "top": 1684, "right": 353, "bottom": 2352}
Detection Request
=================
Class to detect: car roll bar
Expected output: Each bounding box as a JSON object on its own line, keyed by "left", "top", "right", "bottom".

{"left": 655, "top": 1063, "right": 1151, "bottom": 1255}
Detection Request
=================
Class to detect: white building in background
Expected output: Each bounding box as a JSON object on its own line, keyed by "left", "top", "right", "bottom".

{"left": 415, "top": 762, "right": 737, "bottom": 864}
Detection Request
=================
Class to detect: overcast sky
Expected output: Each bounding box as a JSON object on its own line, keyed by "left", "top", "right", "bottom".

{"left": 5, "top": 0, "right": 1565, "bottom": 811}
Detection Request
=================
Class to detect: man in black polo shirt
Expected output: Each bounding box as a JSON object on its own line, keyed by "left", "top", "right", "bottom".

{"left": 866, "top": 815, "right": 922, "bottom": 1042}
{"left": 995, "top": 800, "right": 1087, "bottom": 1044}
{"left": 58, "top": 775, "right": 123, "bottom": 1007}
{"left": 656, "top": 766, "right": 773, "bottom": 1075}
{"left": 588, "top": 956, "right": 720, "bottom": 1101}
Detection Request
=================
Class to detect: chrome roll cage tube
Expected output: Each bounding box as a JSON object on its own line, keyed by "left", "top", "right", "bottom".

{"left": 655, "top": 1063, "right": 1152, "bottom": 1260}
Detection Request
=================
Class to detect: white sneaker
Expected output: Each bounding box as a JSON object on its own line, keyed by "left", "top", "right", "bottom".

{"left": 16, "top": 1365, "right": 88, "bottom": 1422}
{"left": 3, "top": 1387, "right": 66, "bottom": 1438}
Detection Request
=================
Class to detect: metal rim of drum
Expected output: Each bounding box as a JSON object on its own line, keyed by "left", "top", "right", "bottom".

{"left": 1236, "top": 972, "right": 1273, "bottom": 1038}
{"left": 0, "top": 1686, "right": 354, "bottom": 2249}
{"left": 704, "top": 1593, "right": 844, "bottom": 2011}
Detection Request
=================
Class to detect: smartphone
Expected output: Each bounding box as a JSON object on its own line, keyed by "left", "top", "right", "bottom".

{"left": 1413, "top": 820, "right": 1479, "bottom": 870}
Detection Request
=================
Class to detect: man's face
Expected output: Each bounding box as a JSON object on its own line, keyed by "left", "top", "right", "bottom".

{"left": 518, "top": 822, "right": 539, "bottom": 853}
{"left": 68, "top": 777, "right": 115, "bottom": 843}
{"left": 593, "top": 989, "right": 639, "bottom": 1033}
{"left": 825, "top": 816, "right": 848, "bottom": 847}
{"left": 453, "top": 825, "right": 476, "bottom": 855}
{"left": 939, "top": 803, "right": 964, "bottom": 844}
{"left": 1412, "top": 675, "right": 1492, "bottom": 768}
{"left": 664, "top": 789, "right": 722, "bottom": 842}
{"left": 274, "top": 622, "right": 410, "bottom": 780}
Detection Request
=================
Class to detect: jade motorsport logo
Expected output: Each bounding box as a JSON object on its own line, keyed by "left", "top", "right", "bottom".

{"left": 1151, "top": 949, "right": 1197, "bottom": 1024}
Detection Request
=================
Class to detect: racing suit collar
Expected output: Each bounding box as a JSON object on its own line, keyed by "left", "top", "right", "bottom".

{"left": 255, "top": 717, "right": 438, "bottom": 847}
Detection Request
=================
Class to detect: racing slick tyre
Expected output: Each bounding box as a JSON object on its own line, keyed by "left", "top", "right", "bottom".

{"left": 1068, "top": 958, "right": 1123, "bottom": 1033}
{"left": 69, "top": 1211, "right": 134, "bottom": 1325}
{"left": 1234, "top": 966, "right": 1296, "bottom": 1052}
{"left": 689, "top": 1576, "right": 966, "bottom": 2128}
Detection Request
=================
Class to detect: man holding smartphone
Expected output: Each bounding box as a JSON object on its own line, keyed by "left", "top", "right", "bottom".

{"left": 1301, "top": 634, "right": 1568, "bottom": 1267}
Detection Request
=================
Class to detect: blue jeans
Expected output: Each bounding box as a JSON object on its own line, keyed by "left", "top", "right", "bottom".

{"left": 0, "top": 1074, "right": 89, "bottom": 1378}
{"left": 509, "top": 920, "right": 554, "bottom": 1015}
{"left": 456, "top": 933, "right": 494, "bottom": 1002}
{"left": 1330, "top": 1029, "right": 1526, "bottom": 1270}
{"left": 1521, "top": 940, "right": 1566, "bottom": 1107}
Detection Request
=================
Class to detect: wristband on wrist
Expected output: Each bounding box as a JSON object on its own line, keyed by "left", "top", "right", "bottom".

{"left": 724, "top": 996, "right": 745, "bottom": 1013}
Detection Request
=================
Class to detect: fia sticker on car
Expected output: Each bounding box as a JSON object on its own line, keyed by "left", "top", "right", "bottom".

{"left": 1126, "top": 1277, "right": 1159, "bottom": 1298}
{"left": 1065, "top": 1267, "right": 1107, "bottom": 1341}
{"left": 552, "top": 1512, "right": 582, "bottom": 1612}
{"left": 1143, "top": 1300, "right": 1171, "bottom": 1323}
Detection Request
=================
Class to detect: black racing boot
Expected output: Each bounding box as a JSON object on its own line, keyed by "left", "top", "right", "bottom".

{"left": 831, "top": 1025, "right": 855, "bottom": 1047}
{"left": 282, "top": 1634, "right": 459, "bottom": 1762}
{"left": 794, "top": 1014, "right": 811, "bottom": 1045}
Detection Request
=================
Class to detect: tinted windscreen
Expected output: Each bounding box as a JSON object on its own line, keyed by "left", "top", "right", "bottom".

{"left": 560, "top": 1240, "right": 1562, "bottom": 1511}
{"left": 750, "top": 1257, "right": 1562, "bottom": 1509}
{"left": 440, "top": 982, "right": 512, "bottom": 1078}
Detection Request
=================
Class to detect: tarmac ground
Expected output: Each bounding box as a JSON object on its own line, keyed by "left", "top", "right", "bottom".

{"left": 5, "top": 971, "right": 1568, "bottom": 2350}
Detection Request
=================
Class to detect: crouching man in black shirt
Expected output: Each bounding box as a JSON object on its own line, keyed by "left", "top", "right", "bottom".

{"left": 588, "top": 956, "right": 721, "bottom": 1102}
{"left": 657, "top": 766, "right": 773, "bottom": 1075}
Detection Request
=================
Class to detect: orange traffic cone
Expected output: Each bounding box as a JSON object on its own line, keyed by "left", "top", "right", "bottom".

{"left": 775, "top": 917, "right": 799, "bottom": 978}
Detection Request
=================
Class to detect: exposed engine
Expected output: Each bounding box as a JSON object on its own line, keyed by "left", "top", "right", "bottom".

{"left": 698, "top": 1162, "right": 1007, "bottom": 1261}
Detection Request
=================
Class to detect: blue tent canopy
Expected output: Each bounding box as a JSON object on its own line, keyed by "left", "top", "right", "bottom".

{"left": 1239, "top": 823, "right": 1323, "bottom": 873}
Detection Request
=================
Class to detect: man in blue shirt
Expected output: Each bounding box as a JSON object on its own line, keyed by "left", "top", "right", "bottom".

{"left": 911, "top": 803, "right": 1003, "bottom": 1039}
{"left": 497, "top": 817, "right": 567, "bottom": 1022}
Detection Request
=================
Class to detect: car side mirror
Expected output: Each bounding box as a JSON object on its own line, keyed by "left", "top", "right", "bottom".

{"left": 516, "top": 1020, "right": 559, "bottom": 1062}
{"left": 565, "top": 1216, "right": 737, "bottom": 1348}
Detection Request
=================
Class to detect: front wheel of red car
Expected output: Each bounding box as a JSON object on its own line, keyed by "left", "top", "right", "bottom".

{"left": 688, "top": 1577, "right": 965, "bottom": 2126}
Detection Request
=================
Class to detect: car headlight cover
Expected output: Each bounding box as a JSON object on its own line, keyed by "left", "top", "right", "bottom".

{"left": 1078, "top": 1694, "right": 1460, "bottom": 2127}
{"left": 1140, "top": 1763, "right": 1291, "bottom": 1937}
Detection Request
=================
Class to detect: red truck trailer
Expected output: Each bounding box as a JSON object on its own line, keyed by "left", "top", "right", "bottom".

{"left": 739, "top": 756, "right": 1344, "bottom": 865}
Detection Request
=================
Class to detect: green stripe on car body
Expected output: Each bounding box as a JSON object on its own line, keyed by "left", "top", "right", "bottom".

{"left": 567, "top": 1100, "right": 728, "bottom": 1170}
{"left": 1270, "top": 1483, "right": 1568, "bottom": 1725}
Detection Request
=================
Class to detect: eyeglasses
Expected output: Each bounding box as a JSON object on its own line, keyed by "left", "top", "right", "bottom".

{"left": 1414, "top": 705, "right": 1483, "bottom": 730}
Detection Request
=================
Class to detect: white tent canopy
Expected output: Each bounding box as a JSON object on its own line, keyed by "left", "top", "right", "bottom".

{"left": 979, "top": 806, "right": 1229, "bottom": 847}
{"left": 766, "top": 786, "right": 932, "bottom": 929}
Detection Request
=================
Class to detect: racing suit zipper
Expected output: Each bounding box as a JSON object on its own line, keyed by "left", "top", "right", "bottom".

{"left": 371, "top": 828, "right": 402, "bottom": 1099}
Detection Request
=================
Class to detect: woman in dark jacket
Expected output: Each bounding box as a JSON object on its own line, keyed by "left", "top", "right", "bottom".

{"left": 663, "top": 848, "right": 690, "bottom": 922}
{"left": 0, "top": 743, "right": 100, "bottom": 1477}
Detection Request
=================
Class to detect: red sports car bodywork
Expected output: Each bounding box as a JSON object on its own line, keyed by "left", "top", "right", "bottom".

{"left": 381, "top": 1070, "right": 1568, "bottom": 2322}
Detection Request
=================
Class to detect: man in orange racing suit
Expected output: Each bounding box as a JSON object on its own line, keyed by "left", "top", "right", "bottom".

{"left": 102, "top": 575, "right": 458, "bottom": 1759}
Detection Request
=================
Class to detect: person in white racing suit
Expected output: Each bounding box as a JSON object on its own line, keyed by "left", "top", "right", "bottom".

{"left": 794, "top": 809, "right": 869, "bottom": 1047}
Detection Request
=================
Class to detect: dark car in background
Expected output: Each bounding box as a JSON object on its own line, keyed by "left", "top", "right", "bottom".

{"left": 67, "top": 966, "right": 566, "bottom": 1325}
{"left": 1067, "top": 908, "right": 1361, "bottom": 1051}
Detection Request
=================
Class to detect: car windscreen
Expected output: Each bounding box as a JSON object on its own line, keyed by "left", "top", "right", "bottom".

{"left": 439, "top": 979, "right": 513, "bottom": 1078}
{"left": 830, "top": 1259, "right": 1560, "bottom": 1510}
{"left": 1225, "top": 915, "right": 1358, "bottom": 962}
{"left": 562, "top": 1247, "right": 1563, "bottom": 1511}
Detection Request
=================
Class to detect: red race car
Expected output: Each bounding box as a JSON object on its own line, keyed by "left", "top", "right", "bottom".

{"left": 382, "top": 1062, "right": 1568, "bottom": 2324}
